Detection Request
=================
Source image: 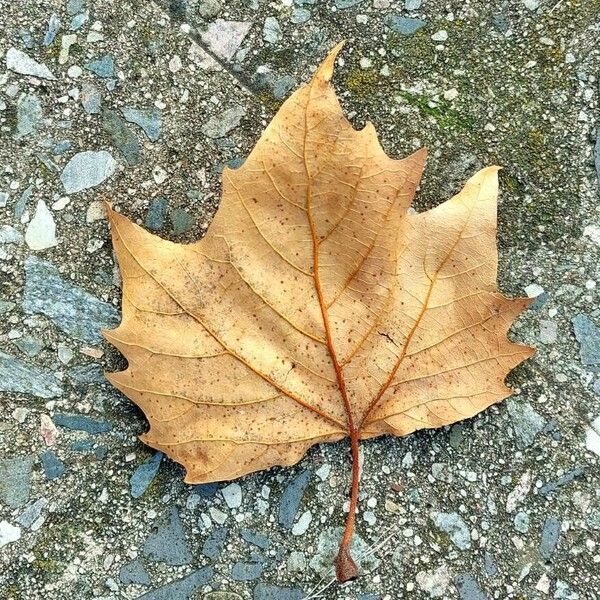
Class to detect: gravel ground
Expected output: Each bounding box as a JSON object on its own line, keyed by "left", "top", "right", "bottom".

{"left": 1, "top": 0, "right": 599, "bottom": 599}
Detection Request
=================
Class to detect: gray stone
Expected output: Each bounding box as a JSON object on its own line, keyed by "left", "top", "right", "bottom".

{"left": 14, "top": 185, "right": 32, "bottom": 219}
{"left": 0, "top": 456, "right": 34, "bottom": 508}
{"left": 143, "top": 507, "right": 192, "bottom": 565}
{"left": 273, "top": 76, "right": 296, "bottom": 100}
{"left": 14, "top": 336, "right": 44, "bottom": 358}
{"left": 201, "top": 106, "right": 246, "bottom": 138}
{"left": 130, "top": 453, "right": 163, "bottom": 498}
{"left": 309, "top": 526, "right": 380, "bottom": 577}
{"left": 202, "top": 526, "right": 228, "bottom": 559}
{"left": 40, "top": 451, "right": 66, "bottom": 480}
{"left": 60, "top": 150, "right": 117, "bottom": 193}
{"left": 68, "top": 364, "right": 105, "bottom": 386}
{"left": 101, "top": 109, "right": 141, "bottom": 166}
{"left": 278, "top": 469, "right": 311, "bottom": 529}
{"left": 290, "top": 8, "right": 311, "bottom": 24}
{"left": 253, "top": 584, "right": 304, "bottom": 600}
{"left": 231, "top": 562, "right": 263, "bottom": 581}
{"left": 119, "top": 559, "right": 151, "bottom": 586}
{"left": 85, "top": 55, "right": 114, "bottom": 77}
{"left": 514, "top": 511, "right": 530, "bottom": 533}
{"left": 43, "top": 14, "right": 61, "bottom": 46}
{"left": 69, "top": 11, "right": 88, "bottom": 30}
{"left": 405, "top": 0, "right": 422, "bottom": 8}
{"left": 385, "top": 15, "right": 427, "bottom": 36}
{"left": 540, "top": 467, "right": 585, "bottom": 496}
{"left": 483, "top": 552, "right": 497, "bottom": 577}
{"left": 287, "top": 550, "right": 306, "bottom": 573}
{"left": 587, "top": 509, "right": 600, "bottom": 530}
{"left": 37, "top": 153, "right": 60, "bottom": 176}
{"left": 171, "top": 207, "right": 195, "bottom": 235}
{"left": 197, "top": 0, "right": 223, "bottom": 18}
{"left": 454, "top": 574, "right": 487, "bottom": 600}
{"left": 416, "top": 564, "right": 451, "bottom": 597}
{"left": 491, "top": 13, "right": 510, "bottom": 33}
{"left": 81, "top": 82, "right": 102, "bottom": 114}
{"left": 19, "top": 30, "right": 34, "bottom": 50}
{"left": 554, "top": 581, "right": 579, "bottom": 599}
{"left": 431, "top": 512, "right": 471, "bottom": 550}
{"left": 121, "top": 106, "right": 161, "bottom": 141}
{"left": 25, "top": 200, "right": 57, "bottom": 251}
{"left": 145, "top": 197, "right": 168, "bottom": 230}
{"left": 0, "top": 351, "right": 62, "bottom": 399}
{"left": 335, "top": 0, "right": 365, "bottom": 7}
{"left": 0, "top": 300, "right": 15, "bottom": 314}
{"left": 6, "top": 47, "right": 56, "bottom": 80}
{"left": 572, "top": 314, "right": 600, "bottom": 365}
{"left": 200, "top": 19, "right": 252, "bottom": 61}
{"left": 0, "top": 225, "right": 23, "bottom": 244}
{"left": 0, "top": 191, "right": 7, "bottom": 208}
{"left": 17, "top": 498, "right": 48, "bottom": 528}
{"left": 66, "top": 0, "right": 85, "bottom": 14}
{"left": 506, "top": 398, "right": 546, "bottom": 448}
{"left": 539, "top": 319, "right": 558, "bottom": 344}
{"left": 15, "top": 93, "right": 43, "bottom": 139}
{"left": 194, "top": 483, "right": 219, "bottom": 498}
{"left": 540, "top": 516, "right": 561, "bottom": 561}
{"left": 23, "top": 256, "right": 119, "bottom": 343}
{"left": 263, "top": 17, "right": 282, "bottom": 44}
{"left": 137, "top": 567, "right": 213, "bottom": 599}
{"left": 53, "top": 413, "right": 112, "bottom": 434}
{"left": 221, "top": 482, "right": 242, "bottom": 508}
{"left": 53, "top": 140, "right": 72, "bottom": 155}
{"left": 240, "top": 529, "right": 269, "bottom": 549}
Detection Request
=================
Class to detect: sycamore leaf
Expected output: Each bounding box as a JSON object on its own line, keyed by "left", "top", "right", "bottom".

{"left": 104, "top": 42, "right": 534, "bottom": 581}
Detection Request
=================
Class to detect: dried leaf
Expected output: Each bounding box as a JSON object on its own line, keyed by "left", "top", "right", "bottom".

{"left": 104, "top": 42, "right": 533, "bottom": 581}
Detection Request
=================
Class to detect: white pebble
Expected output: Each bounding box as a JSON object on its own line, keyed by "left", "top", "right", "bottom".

{"left": 524, "top": 283, "right": 544, "bottom": 298}
{"left": 209, "top": 507, "right": 227, "bottom": 525}
{"left": 0, "top": 521, "right": 21, "bottom": 548}
{"left": 67, "top": 65, "right": 83, "bottom": 78}
{"left": 25, "top": 200, "right": 57, "bottom": 251}
{"left": 221, "top": 482, "right": 242, "bottom": 509}
{"left": 292, "top": 510, "right": 312, "bottom": 535}
{"left": 443, "top": 88, "right": 459, "bottom": 101}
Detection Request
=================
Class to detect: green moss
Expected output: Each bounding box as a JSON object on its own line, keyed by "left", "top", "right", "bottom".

{"left": 139, "top": 23, "right": 155, "bottom": 47}
{"left": 4, "top": 586, "right": 21, "bottom": 599}
{"left": 257, "top": 93, "right": 283, "bottom": 114}
{"left": 345, "top": 68, "right": 380, "bottom": 100}
{"left": 398, "top": 92, "right": 474, "bottom": 131}
{"left": 501, "top": 173, "right": 523, "bottom": 195}
{"left": 32, "top": 558, "right": 64, "bottom": 574}
{"left": 45, "top": 41, "right": 61, "bottom": 60}
{"left": 386, "top": 30, "right": 435, "bottom": 77}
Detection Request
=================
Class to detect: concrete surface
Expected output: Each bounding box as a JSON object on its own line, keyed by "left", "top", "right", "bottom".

{"left": 1, "top": 0, "right": 599, "bottom": 598}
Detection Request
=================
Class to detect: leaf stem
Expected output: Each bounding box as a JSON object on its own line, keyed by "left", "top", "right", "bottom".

{"left": 335, "top": 428, "right": 360, "bottom": 582}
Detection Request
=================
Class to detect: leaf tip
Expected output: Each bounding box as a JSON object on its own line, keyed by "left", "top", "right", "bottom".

{"left": 314, "top": 40, "right": 346, "bottom": 83}
{"left": 103, "top": 200, "right": 115, "bottom": 217}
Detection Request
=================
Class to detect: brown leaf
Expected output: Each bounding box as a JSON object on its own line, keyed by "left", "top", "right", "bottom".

{"left": 104, "top": 42, "right": 533, "bottom": 581}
